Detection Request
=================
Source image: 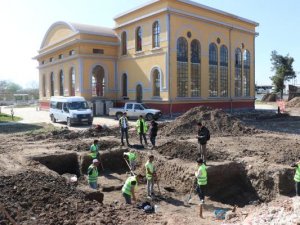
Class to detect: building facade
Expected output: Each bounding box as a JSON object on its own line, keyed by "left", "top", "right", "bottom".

{"left": 35, "top": 0, "right": 258, "bottom": 114}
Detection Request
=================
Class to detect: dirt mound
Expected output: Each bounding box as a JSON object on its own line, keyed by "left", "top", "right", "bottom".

{"left": 0, "top": 171, "right": 159, "bottom": 225}
{"left": 161, "top": 106, "right": 256, "bottom": 136}
{"left": 157, "top": 140, "right": 229, "bottom": 162}
{"left": 261, "top": 93, "right": 278, "bottom": 102}
{"left": 285, "top": 97, "right": 300, "bottom": 108}
{"left": 30, "top": 126, "right": 119, "bottom": 141}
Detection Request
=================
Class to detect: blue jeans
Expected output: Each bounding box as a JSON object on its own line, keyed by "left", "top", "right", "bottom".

{"left": 196, "top": 184, "right": 205, "bottom": 201}
{"left": 123, "top": 192, "right": 132, "bottom": 204}
{"left": 150, "top": 136, "right": 156, "bottom": 146}
{"left": 89, "top": 182, "right": 98, "bottom": 189}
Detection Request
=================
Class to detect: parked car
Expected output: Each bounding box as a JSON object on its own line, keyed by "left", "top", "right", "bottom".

{"left": 49, "top": 96, "right": 93, "bottom": 126}
{"left": 109, "top": 102, "right": 162, "bottom": 120}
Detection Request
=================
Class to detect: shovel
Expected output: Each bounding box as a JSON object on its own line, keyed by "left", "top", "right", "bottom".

{"left": 124, "top": 158, "right": 135, "bottom": 176}
{"left": 185, "top": 178, "right": 196, "bottom": 204}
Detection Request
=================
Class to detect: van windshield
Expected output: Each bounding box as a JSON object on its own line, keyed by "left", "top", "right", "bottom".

{"left": 68, "top": 101, "right": 89, "bottom": 110}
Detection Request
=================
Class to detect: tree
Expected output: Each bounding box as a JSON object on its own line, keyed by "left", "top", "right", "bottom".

{"left": 270, "top": 51, "right": 296, "bottom": 99}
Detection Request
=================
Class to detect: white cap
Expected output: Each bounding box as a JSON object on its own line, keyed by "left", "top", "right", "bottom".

{"left": 92, "top": 159, "right": 99, "bottom": 163}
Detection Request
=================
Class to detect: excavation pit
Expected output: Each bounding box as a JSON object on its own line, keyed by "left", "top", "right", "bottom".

{"left": 32, "top": 153, "right": 81, "bottom": 177}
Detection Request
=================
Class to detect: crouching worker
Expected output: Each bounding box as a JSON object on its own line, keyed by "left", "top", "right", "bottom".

{"left": 88, "top": 159, "right": 99, "bottom": 189}
{"left": 122, "top": 174, "right": 143, "bottom": 204}
{"left": 123, "top": 149, "right": 137, "bottom": 171}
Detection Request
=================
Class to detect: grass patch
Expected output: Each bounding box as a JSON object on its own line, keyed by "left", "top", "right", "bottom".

{"left": 25, "top": 123, "right": 59, "bottom": 135}
{"left": 0, "top": 113, "right": 22, "bottom": 122}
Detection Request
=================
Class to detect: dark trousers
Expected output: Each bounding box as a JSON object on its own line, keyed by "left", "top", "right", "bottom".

{"left": 122, "top": 192, "right": 131, "bottom": 204}
{"left": 296, "top": 182, "right": 300, "bottom": 196}
{"left": 150, "top": 136, "right": 156, "bottom": 146}
{"left": 196, "top": 184, "right": 205, "bottom": 201}
{"left": 139, "top": 133, "right": 148, "bottom": 145}
{"left": 121, "top": 128, "right": 129, "bottom": 145}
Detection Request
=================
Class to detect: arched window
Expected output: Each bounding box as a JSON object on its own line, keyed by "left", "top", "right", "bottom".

{"left": 136, "top": 27, "right": 142, "bottom": 51}
{"left": 191, "top": 39, "right": 201, "bottom": 97}
{"left": 209, "top": 43, "right": 218, "bottom": 97}
{"left": 92, "top": 65, "right": 105, "bottom": 97}
{"left": 235, "top": 48, "right": 242, "bottom": 97}
{"left": 152, "top": 69, "right": 160, "bottom": 97}
{"left": 59, "top": 70, "right": 64, "bottom": 96}
{"left": 42, "top": 74, "right": 46, "bottom": 97}
{"left": 69, "top": 67, "right": 75, "bottom": 96}
{"left": 220, "top": 45, "right": 228, "bottom": 97}
{"left": 243, "top": 50, "right": 251, "bottom": 97}
{"left": 177, "top": 37, "right": 188, "bottom": 97}
{"left": 50, "top": 72, "right": 54, "bottom": 96}
{"left": 122, "top": 73, "right": 127, "bottom": 97}
{"left": 152, "top": 21, "right": 160, "bottom": 48}
{"left": 121, "top": 31, "right": 127, "bottom": 55}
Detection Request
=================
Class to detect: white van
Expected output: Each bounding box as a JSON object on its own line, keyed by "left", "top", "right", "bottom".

{"left": 49, "top": 96, "right": 93, "bottom": 126}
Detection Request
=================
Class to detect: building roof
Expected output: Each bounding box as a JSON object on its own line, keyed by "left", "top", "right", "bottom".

{"left": 114, "top": 0, "right": 258, "bottom": 26}
{"left": 40, "top": 21, "right": 116, "bottom": 49}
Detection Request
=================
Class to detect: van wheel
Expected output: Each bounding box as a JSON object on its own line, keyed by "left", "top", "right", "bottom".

{"left": 51, "top": 114, "right": 56, "bottom": 123}
{"left": 67, "top": 118, "right": 72, "bottom": 127}
{"left": 116, "top": 112, "right": 123, "bottom": 120}
{"left": 146, "top": 113, "right": 154, "bottom": 121}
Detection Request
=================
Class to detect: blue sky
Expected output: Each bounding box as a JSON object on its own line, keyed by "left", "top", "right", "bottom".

{"left": 0, "top": 0, "right": 299, "bottom": 88}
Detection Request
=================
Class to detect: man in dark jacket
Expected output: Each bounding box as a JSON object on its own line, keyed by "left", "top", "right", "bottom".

{"left": 149, "top": 120, "right": 158, "bottom": 149}
{"left": 197, "top": 122, "right": 210, "bottom": 163}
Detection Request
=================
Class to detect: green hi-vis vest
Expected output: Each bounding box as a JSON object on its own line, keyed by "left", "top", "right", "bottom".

{"left": 145, "top": 161, "right": 154, "bottom": 180}
{"left": 90, "top": 144, "right": 98, "bottom": 159}
{"left": 197, "top": 164, "right": 207, "bottom": 186}
{"left": 294, "top": 164, "right": 300, "bottom": 182}
{"left": 87, "top": 164, "right": 98, "bottom": 184}
{"left": 122, "top": 176, "right": 137, "bottom": 196}
{"left": 136, "top": 119, "right": 148, "bottom": 133}
{"left": 125, "top": 152, "right": 137, "bottom": 162}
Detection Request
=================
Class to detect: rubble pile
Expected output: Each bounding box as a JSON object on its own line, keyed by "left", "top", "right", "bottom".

{"left": 286, "top": 97, "right": 300, "bottom": 108}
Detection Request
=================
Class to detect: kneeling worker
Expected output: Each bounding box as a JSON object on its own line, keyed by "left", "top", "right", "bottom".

{"left": 88, "top": 159, "right": 99, "bottom": 189}
{"left": 122, "top": 174, "right": 143, "bottom": 204}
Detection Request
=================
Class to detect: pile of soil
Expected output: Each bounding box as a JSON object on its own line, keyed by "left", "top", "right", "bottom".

{"left": 0, "top": 171, "right": 159, "bottom": 225}
{"left": 160, "top": 106, "right": 256, "bottom": 136}
{"left": 285, "top": 97, "right": 300, "bottom": 108}
{"left": 30, "top": 126, "right": 119, "bottom": 141}
{"left": 261, "top": 93, "right": 278, "bottom": 102}
{"left": 157, "top": 140, "right": 229, "bottom": 162}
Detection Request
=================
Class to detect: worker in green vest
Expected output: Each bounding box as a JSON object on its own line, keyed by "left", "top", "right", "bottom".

{"left": 145, "top": 154, "right": 156, "bottom": 198}
{"left": 90, "top": 140, "right": 99, "bottom": 159}
{"left": 195, "top": 158, "right": 207, "bottom": 205}
{"left": 87, "top": 159, "right": 99, "bottom": 189}
{"left": 123, "top": 149, "right": 137, "bottom": 171}
{"left": 136, "top": 115, "right": 148, "bottom": 146}
{"left": 291, "top": 160, "right": 300, "bottom": 196}
{"left": 122, "top": 174, "right": 143, "bottom": 204}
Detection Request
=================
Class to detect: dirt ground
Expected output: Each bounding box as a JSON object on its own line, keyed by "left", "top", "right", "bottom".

{"left": 0, "top": 103, "right": 300, "bottom": 225}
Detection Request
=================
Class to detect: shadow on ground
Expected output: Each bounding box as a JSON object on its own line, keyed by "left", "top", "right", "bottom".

{"left": 0, "top": 123, "right": 44, "bottom": 134}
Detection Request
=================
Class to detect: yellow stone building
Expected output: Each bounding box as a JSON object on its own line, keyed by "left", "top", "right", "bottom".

{"left": 35, "top": 0, "right": 258, "bottom": 114}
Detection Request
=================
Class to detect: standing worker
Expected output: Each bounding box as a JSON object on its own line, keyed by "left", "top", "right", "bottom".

{"left": 149, "top": 120, "right": 158, "bottom": 149}
{"left": 195, "top": 158, "right": 207, "bottom": 205}
{"left": 123, "top": 149, "right": 137, "bottom": 171}
{"left": 291, "top": 160, "right": 300, "bottom": 196}
{"left": 145, "top": 154, "right": 156, "bottom": 198}
{"left": 197, "top": 122, "right": 210, "bottom": 164}
{"left": 11, "top": 108, "right": 14, "bottom": 121}
{"left": 90, "top": 140, "right": 99, "bottom": 159}
{"left": 87, "top": 159, "right": 99, "bottom": 189}
{"left": 122, "top": 174, "right": 143, "bottom": 204}
{"left": 136, "top": 115, "right": 148, "bottom": 146}
{"left": 119, "top": 112, "right": 131, "bottom": 146}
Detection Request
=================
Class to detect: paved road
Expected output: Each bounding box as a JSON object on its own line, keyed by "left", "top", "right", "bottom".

{"left": 0, "top": 106, "right": 128, "bottom": 130}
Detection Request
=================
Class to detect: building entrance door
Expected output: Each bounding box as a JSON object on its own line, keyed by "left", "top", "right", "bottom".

{"left": 136, "top": 84, "right": 143, "bottom": 103}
